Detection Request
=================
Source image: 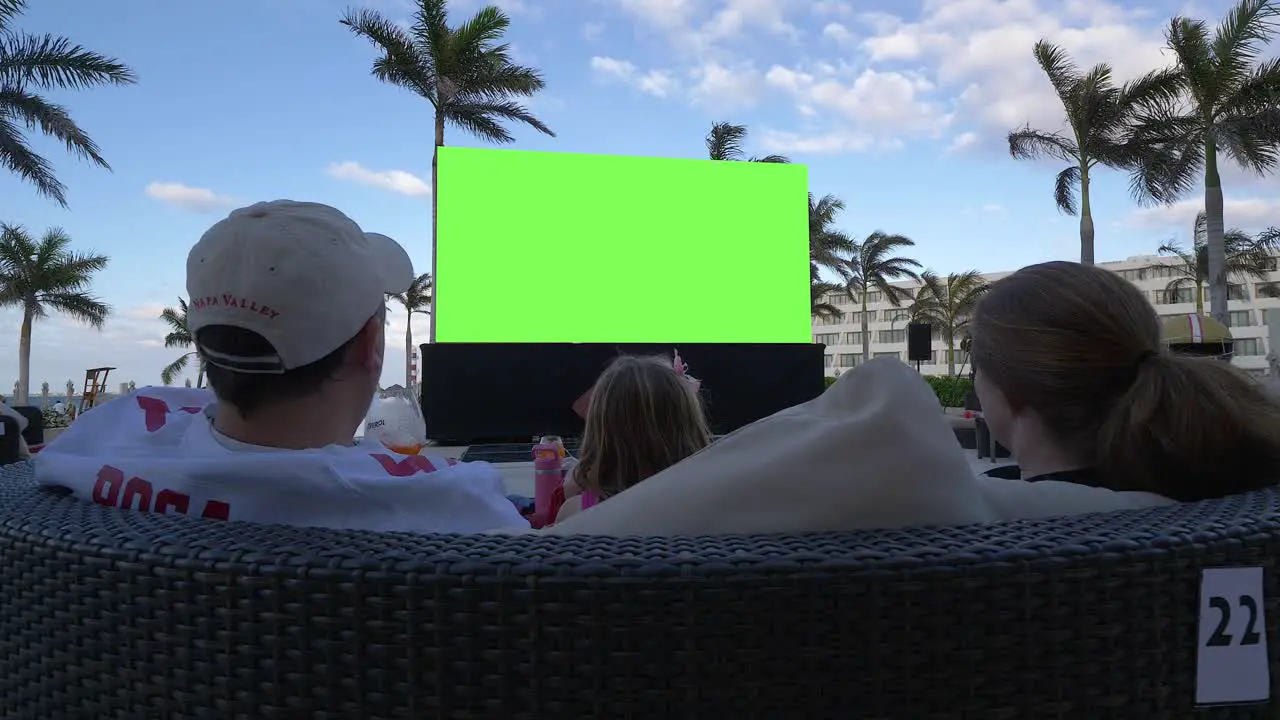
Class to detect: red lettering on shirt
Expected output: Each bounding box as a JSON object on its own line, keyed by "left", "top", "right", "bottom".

{"left": 136, "top": 395, "right": 202, "bottom": 432}
{"left": 91, "top": 465, "right": 231, "bottom": 521}
{"left": 92, "top": 465, "right": 124, "bottom": 506}
{"left": 155, "top": 489, "right": 190, "bottom": 515}
{"left": 371, "top": 453, "right": 438, "bottom": 477}
{"left": 121, "top": 477, "right": 153, "bottom": 511}
{"left": 199, "top": 500, "right": 231, "bottom": 521}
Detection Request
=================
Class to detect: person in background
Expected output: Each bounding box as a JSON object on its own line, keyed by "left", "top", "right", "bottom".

{"left": 35, "top": 200, "right": 528, "bottom": 534}
{"left": 969, "top": 261, "right": 1280, "bottom": 502}
{"left": 553, "top": 354, "right": 713, "bottom": 523}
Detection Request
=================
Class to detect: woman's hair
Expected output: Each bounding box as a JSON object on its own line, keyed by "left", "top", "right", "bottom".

{"left": 574, "top": 354, "right": 713, "bottom": 497}
{"left": 970, "top": 260, "right": 1280, "bottom": 502}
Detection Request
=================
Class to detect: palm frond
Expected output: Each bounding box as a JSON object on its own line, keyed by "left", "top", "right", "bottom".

{"left": 1210, "top": 0, "right": 1280, "bottom": 90}
{"left": 340, "top": 8, "right": 435, "bottom": 100}
{"left": 0, "top": 87, "right": 109, "bottom": 171}
{"left": 1007, "top": 126, "right": 1078, "bottom": 163}
{"left": 706, "top": 121, "right": 747, "bottom": 161}
{"left": 0, "top": 114, "right": 63, "bottom": 204}
{"left": 748, "top": 153, "right": 791, "bottom": 163}
{"left": 1032, "top": 40, "right": 1083, "bottom": 103}
{"left": 161, "top": 352, "right": 191, "bottom": 386}
{"left": 446, "top": 99, "right": 554, "bottom": 141}
{"left": 0, "top": 0, "right": 26, "bottom": 31}
{"left": 0, "top": 32, "right": 136, "bottom": 89}
{"left": 1054, "top": 165, "right": 1080, "bottom": 215}
{"left": 39, "top": 291, "right": 109, "bottom": 328}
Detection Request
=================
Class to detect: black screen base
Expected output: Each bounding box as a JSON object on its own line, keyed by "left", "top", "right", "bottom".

{"left": 418, "top": 343, "right": 824, "bottom": 443}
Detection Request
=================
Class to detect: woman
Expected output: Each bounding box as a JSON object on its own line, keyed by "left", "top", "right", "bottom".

{"left": 969, "top": 261, "right": 1280, "bottom": 502}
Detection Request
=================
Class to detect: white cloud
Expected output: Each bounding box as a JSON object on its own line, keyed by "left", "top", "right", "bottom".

{"left": 946, "top": 131, "right": 980, "bottom": 154}
{"left": 812, "top": 0, "right": 853, "bottom": 15}
{"left": 822, "top": 22, "right": 856, "bottom": 44}
{"left": 854, "top": 0, "right": 1173, "bottom": 136}
{"left": 582, "top": 21, "right": 605, "bottom": 40}
{"left": 590, "top": 55, "right": 637, "bottom": 79}
{"left": 688, "top": 61, "right": 762, "bottom": 107}
{"left": 759, "top": 128, "right": 875, "bottom": 154}
{"left": 326, "top": 161, "right": 430, "bottom": 198}
{"left": 764, "top": 64, "right": 952, "bottom": 142}
{"left": 590, "top": 56, "right": 681, "bottom": 98}
{"left": 982, "top": 203, "right": 1005, "bottom": 213}
{"left": 1126, "top": 197, "right": 1280, "bottom": 232}
{"left": 145, "top": 182, "right": 236, "bottom": 213}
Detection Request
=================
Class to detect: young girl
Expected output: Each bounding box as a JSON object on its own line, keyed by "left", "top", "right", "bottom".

{"left": 554, "top": 354, "right": 713, "bottom": 523}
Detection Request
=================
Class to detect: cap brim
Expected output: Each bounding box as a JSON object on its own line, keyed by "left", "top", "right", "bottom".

{"left": 365, "top": 232, "right": 415, "bottom": 295}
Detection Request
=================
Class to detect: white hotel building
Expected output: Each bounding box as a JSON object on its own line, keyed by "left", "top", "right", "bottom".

{"left": 812, "top": 254, "right": 1280, "bottom": 378}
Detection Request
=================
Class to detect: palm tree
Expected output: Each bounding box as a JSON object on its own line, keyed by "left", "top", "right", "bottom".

{"left": 808, "top": 192, "right": 856, "bottom": 319}
{"left": 0, "top": 0, "right": 135, "bottom": 207}
{"left": 1128, "top": 0, "right": 1280, "bottom": 324}
{"left": 1155, "top": 211, "right": 1280, "bottom": 312}
{"left": 1008, "top": 41, "right": 1182, "bottom": 265}
{"left": 342, "top": 0, "right": 554, "bottom": 342}
{"left": 387, "top": 272, "right": 433, "bottom": 388}
{"left": 705, "top": 122, "right": 789, "bottom": 163}
{"left": 810, "top": 266, "right": 843, "bottom": 320}
{"left": 908, "top": 270, "right": 990, "bottom": 376}
{"left": 809, "top": 192, "right": 855, "bottom": 273}
{"left": 159, "top": 298, "right": 203, "bottom": 387}
{"left": 842, "top": 233, "right": 922, "bottom": 363}
{"left": 0, "top": 225, "right": 110, "bottom": 404}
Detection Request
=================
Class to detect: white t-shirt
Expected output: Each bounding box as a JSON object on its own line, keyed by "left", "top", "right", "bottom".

{"left": 33, "top": 387, "right": 529, "bottom": 534}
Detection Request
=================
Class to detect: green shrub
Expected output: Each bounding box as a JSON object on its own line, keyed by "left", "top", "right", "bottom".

{"left": 824, "top": 375, "right": 838, "bottom": 389}
{"left": 923, "top": 375, "right": 973, "bottom": 408}
{"left": 42, "top": 407, "right": 71, "bottom": 429}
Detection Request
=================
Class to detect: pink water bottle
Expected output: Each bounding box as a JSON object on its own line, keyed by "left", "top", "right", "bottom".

{"left": 533, "top": 435, "right": 564, "bottom": 522}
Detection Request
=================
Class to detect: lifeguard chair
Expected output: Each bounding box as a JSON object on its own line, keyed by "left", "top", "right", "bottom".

{"left": 77, "top": 367, "right": 116, "bottom": 417}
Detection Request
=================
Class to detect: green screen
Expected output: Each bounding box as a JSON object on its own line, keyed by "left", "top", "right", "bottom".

{"left": 435, "top": 147, "right": 810, "bottom": 343}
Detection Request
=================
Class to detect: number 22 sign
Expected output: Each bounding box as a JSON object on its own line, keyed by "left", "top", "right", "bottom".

{"left": 1196, "top": 567, "right": 1269, "bottom": 706}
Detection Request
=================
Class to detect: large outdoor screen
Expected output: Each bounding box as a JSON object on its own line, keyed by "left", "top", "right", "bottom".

{"left": 434, "top": 147, "right": 810, "bottom": 343}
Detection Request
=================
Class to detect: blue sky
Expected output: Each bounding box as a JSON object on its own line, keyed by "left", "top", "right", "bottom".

{"left": 2, "top": 0, "right": 1277, "bottom": 392}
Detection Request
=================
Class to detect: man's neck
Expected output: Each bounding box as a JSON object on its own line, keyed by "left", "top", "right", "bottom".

{"left": 212, "top": 399, "right": 357, "bottom": 450}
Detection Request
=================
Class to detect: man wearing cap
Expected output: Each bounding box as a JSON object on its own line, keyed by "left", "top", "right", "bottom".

{"left": 33, "top": 201, "right": 529, "bottom": 534}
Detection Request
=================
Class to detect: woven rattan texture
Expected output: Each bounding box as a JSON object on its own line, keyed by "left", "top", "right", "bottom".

{"left": 0, "top": 460, "right": 1277, "bottom": 719}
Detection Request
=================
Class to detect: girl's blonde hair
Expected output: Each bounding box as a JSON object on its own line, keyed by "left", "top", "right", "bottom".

{"left": 575, "top": 354, "right": 713, "bottom": 497}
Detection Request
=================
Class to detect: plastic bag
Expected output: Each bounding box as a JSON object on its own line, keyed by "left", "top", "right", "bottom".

{"left": 364, "top": 387, "right": 427, "bottom": 454}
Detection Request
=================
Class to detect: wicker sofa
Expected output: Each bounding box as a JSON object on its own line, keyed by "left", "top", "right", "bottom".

{"left": 0, "top": 460, "right": 1277, "bottom": 719}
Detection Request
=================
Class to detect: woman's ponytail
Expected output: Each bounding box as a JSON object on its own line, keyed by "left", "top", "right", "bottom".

{"left": 1096, "top": 354, "right": 1280, "bottom": 501}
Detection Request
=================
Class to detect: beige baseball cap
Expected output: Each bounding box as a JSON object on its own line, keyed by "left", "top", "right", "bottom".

{"left": 186, "top": 200, "right": 413, "bottom": 373}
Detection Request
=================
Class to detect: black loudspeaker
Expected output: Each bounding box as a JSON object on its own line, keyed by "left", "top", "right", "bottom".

{"left": 907, "top": 323, "right": 932, "bottom": 362}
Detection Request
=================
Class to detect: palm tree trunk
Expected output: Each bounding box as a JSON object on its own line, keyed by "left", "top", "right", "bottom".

{"left": 1079, "top": 164, "right": 1095, "bottom": 266}
{"left": 429, "top": 111, "right": 445, "bottom": 343}
{"left": 196, "top": 365, "right": 205, "bottom": 389}
{"left": 1204, "top": 138, "right": 1228, "bottom": 324}
{"left": 946, "top": 337, "right": 956, "bottom": 377}
{"left": 860, "top": 291, "right": 870, "bottom": 364}
{"left": 405, "top": 319, "right": 414, "bottom": 388}
{"left": 1196, "top": 282, "right": 1205, "bottom": 314}
{"left": 17, "top": 310, "right": 32, "bottom": 404}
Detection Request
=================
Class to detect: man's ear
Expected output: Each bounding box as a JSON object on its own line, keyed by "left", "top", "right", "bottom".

{"left": 344, "top": 315, "right": 385, "bottom": 372}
